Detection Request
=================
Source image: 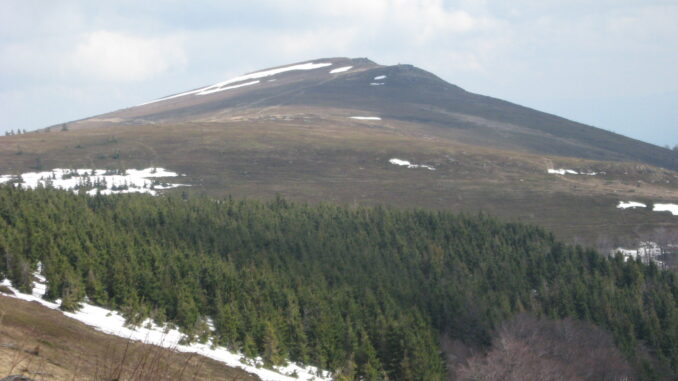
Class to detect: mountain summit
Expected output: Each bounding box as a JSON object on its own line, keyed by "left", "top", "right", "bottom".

{"left": 69, "top": 57, "right": 678, "bottom": 171}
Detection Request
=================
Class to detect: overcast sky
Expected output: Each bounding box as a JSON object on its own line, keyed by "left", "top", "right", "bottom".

{"left": 1, "top": 0, "right": 676, "bottom": 146}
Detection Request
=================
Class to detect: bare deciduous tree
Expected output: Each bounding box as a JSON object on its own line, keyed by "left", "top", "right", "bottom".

{"left": 456, "top": 314, "right": 635, "bottom": 381}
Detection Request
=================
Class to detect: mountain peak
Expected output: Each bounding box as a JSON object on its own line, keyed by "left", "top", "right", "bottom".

{"left": 54, "top": 56, "right": 678, "bottom": 172}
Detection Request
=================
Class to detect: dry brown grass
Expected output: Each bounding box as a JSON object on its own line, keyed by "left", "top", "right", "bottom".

{"left": 0, "top": 296, "right": 259, "bottom": 381}
{"left": 1, "top": 114, "right": 677, "bottom": 249}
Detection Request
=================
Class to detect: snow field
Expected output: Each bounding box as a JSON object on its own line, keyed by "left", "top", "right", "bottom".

{"left": 0, "top": 168, "right": 188, "bottom": 196}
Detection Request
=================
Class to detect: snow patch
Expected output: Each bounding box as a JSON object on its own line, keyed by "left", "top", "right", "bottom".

{"left": 349, "top": 116, "right": 381, "bottom": 120}
{"left": 373, "top": 75, "right": 387, "bottom": 80}
{"left": 0, "top": 270, "right": 331, "bottom": 381}
{"left": 329, "top": 66, "right": 352, "bottom": 74}
{"left": 389, "top": 158, "right": 435, "bottom": 171}
{"left": 548, "top": 168, "right": 597, "bottom": 176}
{"left": 370, "top": 82, "right": 385, "bottom": 86}
{"left": 0, "top": 175, "right": 15, "bottom": 184}
{"left": 654, "top": 203, "right": 678, "bottom": 216}
{"left": 617, "top": 201, "right": 647, "bottom": 209}
{"left": 548, "top": 168, "right": 578, "bottom": 175}
{"left": 0, "top": 168, "right": 188, "bottom": 196}
{"left": 617, "top": 201, "right": 678, "bottom": 216}
{"left": 140, "top": 62, "right": 332, "bottom": 105}
{"left": 610, "top": 241, "right": 664, "bottom": 266}
{"left": 197, "top": 80, "right": 260, "bottom": 95}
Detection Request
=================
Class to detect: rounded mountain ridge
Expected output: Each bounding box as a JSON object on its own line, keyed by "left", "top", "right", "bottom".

{"left": 59, "top": 56, "right": 677, "bottom": 172}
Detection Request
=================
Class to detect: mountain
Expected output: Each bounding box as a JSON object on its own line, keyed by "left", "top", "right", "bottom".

{"left": 2, "top": 57, "right": 678, "bottom": 248}
{"left": 65, "top": 57, "right": 678, "bottom": 170}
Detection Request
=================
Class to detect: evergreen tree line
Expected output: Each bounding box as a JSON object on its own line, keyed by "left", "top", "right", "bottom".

{"left": 3, "top": 128, "right": 28, "bottom": 136}
{"left": 0, "top": 186, "right": 676, "bottom": 380}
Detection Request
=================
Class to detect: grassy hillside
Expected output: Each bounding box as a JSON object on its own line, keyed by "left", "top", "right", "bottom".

{"left": 1, "top": 119, "right": 677, "bottom": 248}
{"left": 0, "top": 296, "right": 259, "bottom": 380}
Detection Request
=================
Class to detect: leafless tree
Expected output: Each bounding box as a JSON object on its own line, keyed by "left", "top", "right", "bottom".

{"left": 456, "top": 314, "right": 635, "bottom": 381}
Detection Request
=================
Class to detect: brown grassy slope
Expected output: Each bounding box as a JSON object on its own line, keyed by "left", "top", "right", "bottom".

{"left": 0, "top": 295, "right": 260, "bottom": 381}
{"left": 1, "top": 113, "right": 678, "bottom": 247}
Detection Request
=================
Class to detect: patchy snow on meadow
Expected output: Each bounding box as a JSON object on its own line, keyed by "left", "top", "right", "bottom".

{"left": 140, "top": 62, "right": 332, "bottom": 105}
{"left": 349, "top": 116, "right": 381, "bottom": 120}
{"left": 610, "top": 241, "right": 664, "bottom": 266}
{"left": 617, "top": 201, "right": 678, "bottom": 217}
{"left": 548, "top": 168, "right": 597, "bottom": 176}
{"left": 0, "top": 168, "right": 188, "bottom": 196}
{"left": 329, "top": 66, "right": 352, "bottom": 74}
{"left": 389, "top": 158, "right": 435, "bottom": 171}
{"left": 0, "top": 269, "right": 331, "bottom": 381}
{"left": 617, "top": 201, "right": 647, "bottom": 209}
{"left": 654, "top": 203, "right": 678, "bottom": 216}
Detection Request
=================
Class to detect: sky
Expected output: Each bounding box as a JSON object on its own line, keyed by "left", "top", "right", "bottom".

{"left": 1, "top": 0, "right": 676, "bottom": 147}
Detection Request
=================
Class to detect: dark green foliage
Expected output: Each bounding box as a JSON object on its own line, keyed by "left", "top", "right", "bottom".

{"left": 0, "top": 186, "right": 677, "bottom": 379}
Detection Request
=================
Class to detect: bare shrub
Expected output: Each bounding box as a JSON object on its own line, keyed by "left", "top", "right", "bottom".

{"left": 92, "top": 336, "right": 206, "bottom": 381}
{"left": 456, "top": 314, "right": 635, "bottom": 381}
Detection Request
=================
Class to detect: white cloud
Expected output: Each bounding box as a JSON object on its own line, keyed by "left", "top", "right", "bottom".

{"left": 72, "top": 31, "right": 187, "bottom": 81}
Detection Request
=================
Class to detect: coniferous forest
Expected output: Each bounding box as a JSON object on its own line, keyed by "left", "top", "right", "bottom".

{"left": 0, "top": 187, "right": 677, "bottom": 380}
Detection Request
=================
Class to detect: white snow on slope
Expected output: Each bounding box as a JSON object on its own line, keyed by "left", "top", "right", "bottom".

{"left": 370, "top": 82, "right": 385, "bottom": 86}
{"left": 548, "top": 168, "right": 597, "bottom": 176}
{"left": 610, "top": 241, "right": 664, "bottom": 266}
{"left": 617, "top": 201, "right": 678, "bottom": 216}
{"left": 618, "top": 201, "right": 647, "bottom": 209}
{"left": 0, "top": 175, "right": 14, "bottom": 184}
{"left": 0, "top": 271, "right": 331, "bottom": 381}
{"left": 198, "top": 80, "right": 260, "bottom": 95}
{"left": 329, "top": 66, "right": 352, "bottom": 74}
{"left": 654, "top": 203, "right": 678, "bottom": 216}
{"left": 374, "top": 75, "right": 386, "bottom": 80}
{"left": 141, "top": 62, "right": 332, "bottom": 105}
{"left": 0, "top": 168, "right": 187, "bottom": 196}
{"left": 349, "top": 116, "right": 381, "bottom": 120}
{"left": 389, "top": 158, "right": 435, "bottom": 171}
